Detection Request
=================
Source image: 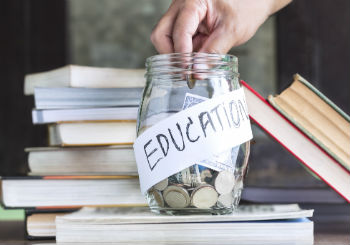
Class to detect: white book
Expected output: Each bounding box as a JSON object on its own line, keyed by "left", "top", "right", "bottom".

{"left": 48, "top": 121, "right": 136, "bottom": 146}
{"left": 56, "top": 205, "right": 314, "bottom": 244}
{"left": 24, "top": 65, "right": 145, "bottom": 95}
{"left": 26, "top": 146, "right": 138, "bottom": 175}
{"left": 34, "top": 87, "right": 143, "bottom": 109}
{"left": 1, "top": 177, "right": 146, "bottom": 208}
{"left": 32, "top": 107, "right": 138, "bottom": 124}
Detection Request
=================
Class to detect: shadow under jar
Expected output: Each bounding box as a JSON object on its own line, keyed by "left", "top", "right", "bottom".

{"left": 137, "top": 53, "right": 250, "bottom": 215}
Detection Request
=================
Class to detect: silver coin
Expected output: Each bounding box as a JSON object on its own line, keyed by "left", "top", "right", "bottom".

{"left": 163, "top": 185, "right": 190, "bottom": 208}
{"left": 191, "top": 184, "right": 218, "bottom": 209}
{"left": 217, "top": 193, "right": 233, "bottom": 208}
{"left": 153, "top": 178, "right": 168, "bottom": 191}
{"left": 214, "top": 171, "right": 235, "bottom": 195}
{"left": 149, "top": 189, "right": 165, "bottom": 207}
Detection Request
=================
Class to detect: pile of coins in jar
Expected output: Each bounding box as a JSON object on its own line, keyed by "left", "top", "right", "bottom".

{"left": 147, "top": 164, "right": 237, "bottom": 210}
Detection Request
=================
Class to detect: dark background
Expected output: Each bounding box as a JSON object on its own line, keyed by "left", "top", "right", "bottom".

{"left": 0, "top": 0, "right": 349, "bottom": 178}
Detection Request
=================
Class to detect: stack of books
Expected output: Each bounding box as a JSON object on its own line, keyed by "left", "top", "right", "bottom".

{"left": 0, "top": 65, "right": 148, "bottom": 239}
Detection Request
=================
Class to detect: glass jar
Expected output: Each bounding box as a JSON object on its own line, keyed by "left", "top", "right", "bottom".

{"left": 137, "top": 53, "right": 250, "bottom": 215}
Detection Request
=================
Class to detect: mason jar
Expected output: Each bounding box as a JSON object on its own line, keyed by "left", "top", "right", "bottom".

{"left": 136, "top": 53, "right": 250, "bottom": 215}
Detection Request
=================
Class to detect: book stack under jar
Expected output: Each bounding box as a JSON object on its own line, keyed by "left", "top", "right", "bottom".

{"left": 1, "top": 65, "right": 147, "bottom": 239}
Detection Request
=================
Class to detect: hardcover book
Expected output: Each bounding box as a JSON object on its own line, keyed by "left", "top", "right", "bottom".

{"left": 242, "top": 80, "right": 350, "bottom": 202}
{"left": 48, "top": 121, "right": 136, "bottom": 146}
{"left": 24, "top": 65, "right": 145, "bottom": 95}
{"left": 0, "top": 176, "right": 146, "bottom": 209}
{"left": 268, "top": 74, "right": 350, "bottom": 171}
{"left": 55, "top": 204, "right": 314, "bottom": 244}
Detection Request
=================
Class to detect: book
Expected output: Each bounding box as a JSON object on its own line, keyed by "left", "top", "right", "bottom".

{"left": 34, "top": 87, "right": 143, "bottom": 109}
{"left": 32, "top": 107, "right": 138, "bottom": 124}
{"left": 0, "top": 176, "right": 146, "bottom": 208}
{"left": 25, "top": 209, "right": 75, "bottom": 239}
{"left": 48, "top": 121, "right": 136, "bottom": 146}
{"left": 24, "top": 65, "right": 145, "bottom": 95}
{"left": 242, "top": 81, "right": 350, "bottom": 202}
{"left": 55, "top": 204, "right": 313, "bottom": 244}
{"left": 26, "top": 146, "right": 137, "bottom": 176}
{"left": 268, "top": 74, "right": 350, "bottom": 171}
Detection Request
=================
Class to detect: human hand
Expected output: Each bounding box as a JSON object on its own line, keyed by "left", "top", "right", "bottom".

{"left": 151, "top": 0, "right": 291, "bottom": 54}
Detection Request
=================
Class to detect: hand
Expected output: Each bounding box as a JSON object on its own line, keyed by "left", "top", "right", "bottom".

{"left": 151, "top": 0, "right": 291, "bottom": 54}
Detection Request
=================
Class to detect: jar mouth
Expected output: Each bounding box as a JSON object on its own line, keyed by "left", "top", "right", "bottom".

{"left": 146, "top": 52, "right": 237, "bottom": 63}
{"left": 145, "top": 52, "right": 238, "bottom": 79}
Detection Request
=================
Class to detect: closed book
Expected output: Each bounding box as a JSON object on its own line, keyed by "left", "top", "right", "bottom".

{"left": 34, "top": 87, "right": 143, "bottom": 109}
{"left": 25, "top": 209, "right": 76, "bottom": 240}
{"left": 56, "top": 204, "right": 314, "bottom": 244}
{"left": 32, "top": 107, "right": 138, "bottom": 124}
{"left": 25, "top": 146, "right": 137, "bottom": 176}
{"left": 24, "top": 65, "right": 145, "bottom": 95}
{"left": 48, "top": 121, "right": 136, "bottom": 146}
{"left": 242, "top": 80, "right": 350, "bottom": 202}
{"left": 0, "top": 176, "right": 146, "bottom": 209}
{"left": 267, "top": 74, "right": 350, "bottom": 172}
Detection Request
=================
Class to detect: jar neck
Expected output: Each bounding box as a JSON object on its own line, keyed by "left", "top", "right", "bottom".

{"left": 145, "top": 53, "right": 238, "bottom": 80}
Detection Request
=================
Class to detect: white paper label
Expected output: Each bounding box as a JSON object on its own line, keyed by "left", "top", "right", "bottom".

{"left": 134, "top": 87, "right": 253, "bottom": 194}
{"left": 182, "top": 93, "right": 239, "bottom": 173}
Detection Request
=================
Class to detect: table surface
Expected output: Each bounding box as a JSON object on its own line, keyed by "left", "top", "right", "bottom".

{"left": 0, "top": 220, "right": 349, "bottom": 245}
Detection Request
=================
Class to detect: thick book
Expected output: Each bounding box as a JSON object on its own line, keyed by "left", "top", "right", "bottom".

{"left": 34, "top": 87, "right": 143, "bottom": 109}
{"left": 25, "top": 146, "right": 137, "bottom": 176}
{"left": 56, "top": 204, "right": 313, "bottom": 244}
{"left": 24, "top": 65, "right": 145, "bottom": 95}
{"left": 25, "top": 209, "right": 76, "bottom": 240}
{"left": 32, "top": 107, "right": 138, "bottom": 124}
{"left": 268, "top": 74, "right": 350, "bottom": 171}
{"left": 48, "top": 121, "right": 136, "bottom": 146}
{"left": 242, "top": 81, "right": 350, "bottom": 202}
{"left": 0, "top": 176, "right": 146, "bottom": 209}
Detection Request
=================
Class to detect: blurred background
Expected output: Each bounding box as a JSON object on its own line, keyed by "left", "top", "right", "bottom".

{"left": 0, "top": 0, "right": 349, "bottom": 203}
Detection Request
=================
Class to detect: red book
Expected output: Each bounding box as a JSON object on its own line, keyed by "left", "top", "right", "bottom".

{"left": 242, "top": 81, "right": 350, "bottom": 202}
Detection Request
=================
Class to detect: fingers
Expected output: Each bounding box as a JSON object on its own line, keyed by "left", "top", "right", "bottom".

{"left": 172, "top": 2, "right": 207, "bottom": 53}
{"left": 199, "top": 26, "right": 234, "bottom": 54}
{"left": 150, "top": 3, "right": 178, "bottom": 54}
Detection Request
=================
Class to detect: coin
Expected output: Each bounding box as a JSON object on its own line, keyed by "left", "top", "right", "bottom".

{"left": 191, "top": 184, "right": 218, "bottom": 209}
{"left": 217, "top": 193, "right": 233, "bottom": 208}
{"left": 163, "top": 185, "right": 190, "bottom": 208}
{"left": 153, "top": 178, "right": 168, "bottom": 191}
{"left": 214, "top": 171, "right": 235, "bottom": 195}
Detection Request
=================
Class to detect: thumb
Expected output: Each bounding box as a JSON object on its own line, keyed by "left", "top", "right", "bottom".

{"left": 198, "top": 28, "right": 233, "bottom": 54}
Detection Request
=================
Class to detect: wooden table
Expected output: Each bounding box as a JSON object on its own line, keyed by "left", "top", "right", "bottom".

{"left": 0, "top": 220, "right": 348, "bottom": 244}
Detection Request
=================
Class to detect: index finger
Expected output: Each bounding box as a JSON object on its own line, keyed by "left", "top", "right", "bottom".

{"left": 172, "top": 2, "right": 207, "bottom": 53}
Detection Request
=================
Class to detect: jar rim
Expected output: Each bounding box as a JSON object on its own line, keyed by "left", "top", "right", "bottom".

{"left": 145, "top": 52, "right": 238, "bottom": 79}
{"left": 146, "top": 52, "right": 237, "bottom": 64}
